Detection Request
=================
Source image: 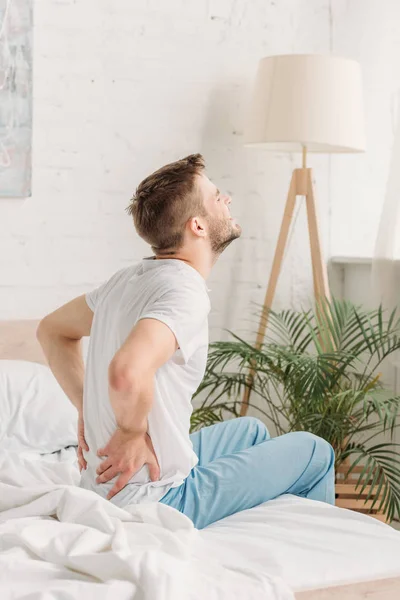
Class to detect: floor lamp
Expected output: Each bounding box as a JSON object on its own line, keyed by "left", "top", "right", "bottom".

{"left": 240, "top": 54, "right": 366, "bottom": 416}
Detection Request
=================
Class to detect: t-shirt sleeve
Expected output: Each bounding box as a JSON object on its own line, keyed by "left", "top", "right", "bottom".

{"left": 139, "top": 281, "right": 210, "bottom": 364}
{"left": 85, "top": 267, "right": 129, "bottom": 312}
{"left": 85, "top": 281, "right": 109, "bottom": 312}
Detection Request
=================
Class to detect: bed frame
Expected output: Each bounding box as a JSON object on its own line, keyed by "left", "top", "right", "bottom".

{"left": 0, "top": 319, "right": 46, "bottom": 364}
{"left": 0, "top": 319, "right": 399, "bottom": 599}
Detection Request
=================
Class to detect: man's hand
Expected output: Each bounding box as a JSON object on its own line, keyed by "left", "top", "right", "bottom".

{"left": 95, "top": 429, "right": 160, "bottom": 500}
{"left": 77, "top": 413, "right": 89, "bottom": 472}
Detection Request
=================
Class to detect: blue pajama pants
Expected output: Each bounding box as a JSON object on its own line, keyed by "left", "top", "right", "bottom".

{"left": 159, "top": 417, "right": 335, "bottom": 529}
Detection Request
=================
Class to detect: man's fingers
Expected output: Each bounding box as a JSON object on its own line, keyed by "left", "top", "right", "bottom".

{"left": 79, "top": 437, "right": 89, "bottom": 453}
{"left": 77, "top": 446, "right": 87, "bottom": 471}
{"left": 96, "top": 458, "right": 112, "bottom": 475}
{"left": 97, "top": 447, "right": 108, "bottom": 458}
{"left": 96, "top": 466, "right": 119, "bottom": 484}
{"left": 148, "top": 460, "right": 160, "bottom": 482}
{"left": 146, "top": 440, "right": 160, "bottom": 481}
{"left": 107, "top": 471, "right": 131, "bottom": 500}
{"left": 77, "top": 420, "right": 89, "bottom": 452}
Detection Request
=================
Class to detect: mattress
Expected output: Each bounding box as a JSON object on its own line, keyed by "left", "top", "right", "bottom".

{"left": 199, "top": 494, "right": 400, "bottom": 592}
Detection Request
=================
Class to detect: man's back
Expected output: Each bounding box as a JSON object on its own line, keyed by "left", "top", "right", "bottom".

{"left": 80, "top": 258, "right": 210, "bottom": 505}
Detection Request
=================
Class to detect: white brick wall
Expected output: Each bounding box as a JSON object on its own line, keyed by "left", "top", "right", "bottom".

{"left": 1, "top": 0, "right": 334, "bottom": 340}
{"left": 330, "top": 0, "right": 400, "bottom": 259}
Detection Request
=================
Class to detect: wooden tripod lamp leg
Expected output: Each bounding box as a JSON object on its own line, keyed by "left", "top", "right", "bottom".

{"left": 240, "top": 172, "right": 298, "bottom": 416}
{"left": 305, "top": 170, "right": 333, "bottom": 351}
{"left": 305, "top": 170, "right": 331, "bottom": 302}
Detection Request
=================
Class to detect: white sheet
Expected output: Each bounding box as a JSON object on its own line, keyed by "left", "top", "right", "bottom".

{"left": 199, "top": 495, "right": 400, "bottom": 592}
{"left": 0, "top": 449, "right": 293, "bottom": 600}
{"left": 1, "top": 448, "right": 400, "bottom": 598}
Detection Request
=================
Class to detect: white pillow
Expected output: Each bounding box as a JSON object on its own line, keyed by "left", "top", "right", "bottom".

{"left": 0, "top": 360, "right": 78, "bottom": 454}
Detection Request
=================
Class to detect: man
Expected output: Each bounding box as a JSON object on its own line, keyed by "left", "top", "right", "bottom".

{"left": 37, "top": 154, "right": 335, "bottom": 530}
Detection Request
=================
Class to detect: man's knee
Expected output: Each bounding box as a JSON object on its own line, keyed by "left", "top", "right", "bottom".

{"left": 288, "top": 431, "right": 334, "bottom": 469}
{"left": 239, "top": 416, "right": 270, "bottom": 442}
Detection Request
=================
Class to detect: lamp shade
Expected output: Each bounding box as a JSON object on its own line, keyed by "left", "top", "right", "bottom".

{"left": 245, "top": 54, "right": 366, "bottom": 153}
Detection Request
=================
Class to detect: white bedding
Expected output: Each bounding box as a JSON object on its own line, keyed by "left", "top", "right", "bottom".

{"left": 199, "top": 495, "right": 400, "bottom": 592}
{"left": 0, "top": 449, "right": 293, "bottom": 600}
{"left": 1, "top": 361, "right": 400, "bottom": 599}
{"left": 1, "top": 449, "right": 400, "bottom": 599}
{"left": 0, "top": 360, "right": 78, "bottom": 453}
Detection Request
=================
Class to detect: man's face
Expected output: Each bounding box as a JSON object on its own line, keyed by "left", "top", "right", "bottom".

{"left": 197, "top": 174, "right": 242, "bottom": 255}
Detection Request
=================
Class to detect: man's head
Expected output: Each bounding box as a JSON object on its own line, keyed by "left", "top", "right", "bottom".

{"left": 126, "top": 154, "right": 241, "bottom": 258}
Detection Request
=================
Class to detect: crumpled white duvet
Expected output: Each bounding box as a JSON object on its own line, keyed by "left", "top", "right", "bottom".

{"left": 0, "top": 449, "right": 294, "bottom": 600}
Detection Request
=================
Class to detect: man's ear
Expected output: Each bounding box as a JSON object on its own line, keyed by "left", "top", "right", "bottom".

{"left": 188, "top": 216, "right": 207, "bottom": 238}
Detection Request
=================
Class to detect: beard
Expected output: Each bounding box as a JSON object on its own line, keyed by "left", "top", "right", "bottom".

{"left": 207, "top": 216, "right": 242, "bottom": 256}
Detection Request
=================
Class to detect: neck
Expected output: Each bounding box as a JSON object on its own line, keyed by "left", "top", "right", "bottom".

{"left": 154, "top": 248, "right": 215, "bottom": 280}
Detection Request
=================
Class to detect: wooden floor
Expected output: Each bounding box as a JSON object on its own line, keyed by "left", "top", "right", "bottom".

{"left": 296, "top": 576, "right": 400, "bottom": 599}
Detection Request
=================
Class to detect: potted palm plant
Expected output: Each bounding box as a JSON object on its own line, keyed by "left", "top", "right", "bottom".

{"left": 191, "top": 299, "right": 400, "bottom": 522}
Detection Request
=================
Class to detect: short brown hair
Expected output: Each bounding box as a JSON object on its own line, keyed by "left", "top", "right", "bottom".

{"left": 126, "top": 153, "right": 206, "bottom": 254}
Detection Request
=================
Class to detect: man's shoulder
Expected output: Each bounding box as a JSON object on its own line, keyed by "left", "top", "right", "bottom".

{"left": 110, "top": 263, "right": 141, "bottom": 284}
{"left": 157, "top": 266, "right": 208, "bottom": 297}
{"left": 97, "top": 264, "right": 141, "bottom": 301}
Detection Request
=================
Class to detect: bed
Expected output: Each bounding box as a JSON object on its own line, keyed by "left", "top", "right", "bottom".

{"left": 1, "top": 319, "right": 400, "bottom": 600}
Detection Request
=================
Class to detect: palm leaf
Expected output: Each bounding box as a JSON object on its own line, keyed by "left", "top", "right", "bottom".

{"left": 252, "top": 307, "right": 317, "bottom": 353}
{"left": 339, "top": 443, "right": 400, "bottom": 521}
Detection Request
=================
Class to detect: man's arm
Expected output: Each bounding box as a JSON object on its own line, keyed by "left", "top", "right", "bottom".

{"left": 108, "top": 318, "right": 178, "bottom": 433}
{"left": 96, "top": 318, "right": 178, "bottom": 498}
{"left": 36, "top": 295, "right": 94, "bottom": 414}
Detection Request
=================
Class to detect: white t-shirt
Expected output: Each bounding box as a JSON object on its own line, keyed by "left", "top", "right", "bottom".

{"left": 79, "top": 258, "right": 210, "bottom": 506}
